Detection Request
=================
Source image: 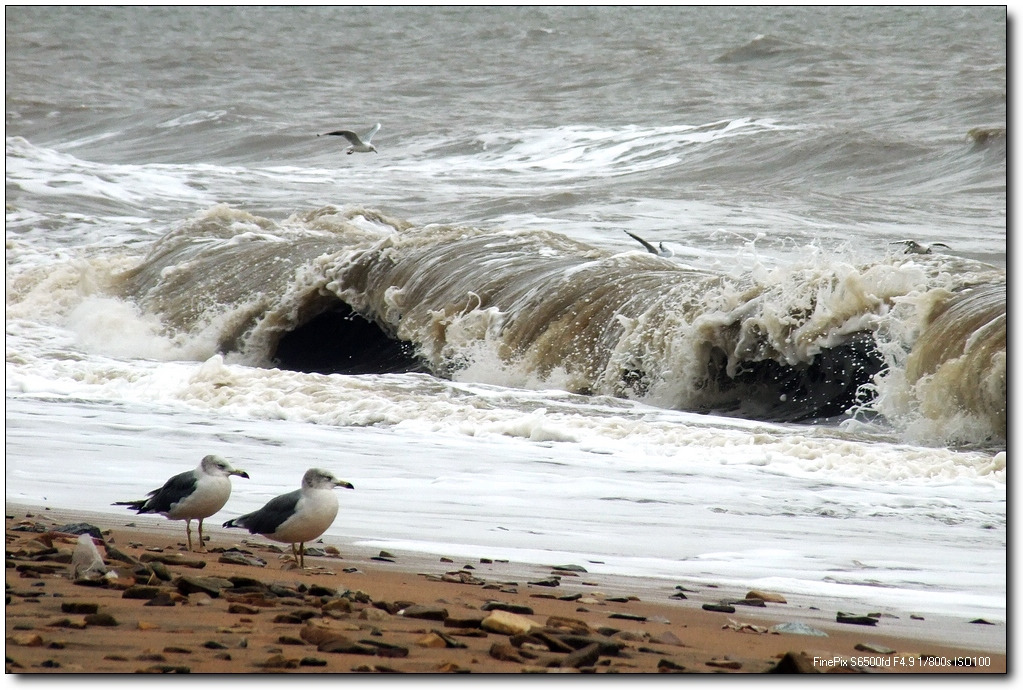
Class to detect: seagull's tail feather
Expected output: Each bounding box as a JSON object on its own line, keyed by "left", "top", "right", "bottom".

{"left": 113, "top": 499, "right": 147, "bottom": 512}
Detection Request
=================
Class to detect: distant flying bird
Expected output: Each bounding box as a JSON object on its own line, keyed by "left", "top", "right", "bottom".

{"left": 320, "top": 122, "right": 381, "bottom": 154}
{"left": 114, "top": 455, "right": 249, "bottom": 552}
{"left": 624, "top": 230, "right": 673, "bottom": 257}
{"left": 891, "top": 240, "right": 951, "bottom": 255}
{"left": 222, "top": 468, "right": 354, "bottom": 568}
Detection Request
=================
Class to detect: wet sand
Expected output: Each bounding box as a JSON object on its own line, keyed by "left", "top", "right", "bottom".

{"left": 5, "top": 503, "right": 1005, "bottom": 674}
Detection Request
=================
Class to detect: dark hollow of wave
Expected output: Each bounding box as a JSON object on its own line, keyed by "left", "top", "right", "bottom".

{"left": 703, "top": 332, "right": 884, "bottom": 422}
{"left": 272, "top": 302, "right": 427, "bottom": 376}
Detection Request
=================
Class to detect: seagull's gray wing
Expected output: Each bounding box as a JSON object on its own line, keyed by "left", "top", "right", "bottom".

{"left": 223, "top": 488, "right": 302, "bottom": 535}
{"left": 624, "top": 230, "right": 660, "bottom": 256}
{"left": 115, "top": 469, "right": 198, "bottom": 515}
{"left": 322, "top": 130, "right": 363, "bottom": 146}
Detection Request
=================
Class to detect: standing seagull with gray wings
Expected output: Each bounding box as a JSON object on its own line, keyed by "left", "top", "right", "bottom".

{"left": 320, "top": 122, "right": 381, "bottom": 154}
{"left": 114, "top": 455, "right": 249, "bottom": 552}
{"left": 223, "top": 468, "right": 354, "bottom": 568}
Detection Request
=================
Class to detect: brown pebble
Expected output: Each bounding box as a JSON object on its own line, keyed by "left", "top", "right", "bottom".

{"left": 322, "top": 598, "right": 353, "bottom": 615}
{"left": 84, "top": 613, "right": 118, "bottom": 627}
{"left": 416, "top": 633, "right": 448, "bottom": 649}
{"left": 7, "top": 633, "right": 44, "bottom": 647}
{"left": 256, "top": 654, "right": 299, "bottom": 669}
{"left": 60, "top": 602, "right": 99, "bottom": 614}
{"left": 707, "top": 658, "right": 742, "bottom": 669}
{"left": 138, "top": 665, "right": 191, "bottom": 674}
{"left": 359, "top": 639, "right": 409, "bottom": 658}
{"left": 481, "top": 610, "right": 538, "bottom": 636}
{"left": 143, "top": 592, "right": 178, "bottom": 607}
{"left": 657, "top": 658, "right": 687, "bottom": 673}
{"left": 317, "top": 637, "right": 376, "bottom": 655}
{"left": 562, "top": 642, "right": 601, "bottom": 669}
{"left": 444, "top": 615, "right": 484, "bottom": 629}
{"left": 489, "top": 642, "right": 524, "bottom": 663}
{"left": 649, "top": 630, "right": 684, "bottom": 647}
{"left": 227, "top": 603, "right": 261, "bottom": 615}
{"left": 122, "top": 585, "right": 163, "bottom": 600}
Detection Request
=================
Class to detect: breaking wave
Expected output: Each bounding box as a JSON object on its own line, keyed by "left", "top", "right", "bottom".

{"left": 104, "top": 205, "right": 1004, "bottom": 444}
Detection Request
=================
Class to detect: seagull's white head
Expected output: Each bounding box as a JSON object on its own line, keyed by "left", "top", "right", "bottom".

{"left": 302, "top": 468, "right": 355, "bottom": 491}
{"left": 200, "top": 454, "right": 250, "bottom": 479}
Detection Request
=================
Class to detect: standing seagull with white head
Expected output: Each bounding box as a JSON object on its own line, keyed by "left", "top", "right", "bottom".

{"left": 320, "top": 122, "right": 381, "bottom": 154}
{"left": 222, "top": 468, "right": 354, "bottom": 568}
{"left": 114, "top": 455, "right": 249, "bottom": 552}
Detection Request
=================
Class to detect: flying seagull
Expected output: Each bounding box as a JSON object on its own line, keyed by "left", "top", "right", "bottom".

{"left": 624, "top": 230, "right": 673, "bottom": 258}
{"left": 222, "top": 468, "right": 354, "bottom": 568}
{"left": 320, "top": 122, "right": 381, "bottom": 154}
{"left": 114, "top": 455, "right": 249, "bottom": 552}
{"left": 891, "top": 240, "right": 951, "bottom": 255}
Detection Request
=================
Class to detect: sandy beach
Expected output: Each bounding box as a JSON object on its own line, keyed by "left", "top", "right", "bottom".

{"left": 5, "top": 503, "right": 1005, "bottom": 675}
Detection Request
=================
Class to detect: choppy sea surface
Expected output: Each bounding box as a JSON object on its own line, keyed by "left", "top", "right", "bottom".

{"left": 5, "top": 6, "right": 1005, "bottom": 651}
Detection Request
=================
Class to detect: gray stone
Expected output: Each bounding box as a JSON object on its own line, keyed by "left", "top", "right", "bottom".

{"left": 359, "top": 640, "right": 409, "bottom": 658}
{"left": 769, "top": 622, "right": 828, "bottom": 637}
{"left": 122, "top": 585, "right": 162, "bottom": 600}
{"left": 399, "top": 604, "right": 449, "bottom": 621}
{"left": 443, "top": 615, "right": 485, "bottom": 629}
{"left": 481, "top": 600, "right": 533, "bottom": 615}
{"left": 54, "top": 523, "right": 104, "bottom": 540}
{"left": 140, "top": 553, "right": 206, "bottom": 569}
{"left": 702, "top": 604, "right": 735, "bottom": 613}
{"left": 528, "top": 578, "right": 560, "bottom": 587}
{"left": 218, "top": 552, "right": 267, "bottom": 568}
{"left": 175, "top": 576, "right": 233, "bottom": 598}
{"left": 609, "top": 612, "right": 646, "bottom": 622}
{"left": 854, "top": 642, "right": 895, "bottom": 655}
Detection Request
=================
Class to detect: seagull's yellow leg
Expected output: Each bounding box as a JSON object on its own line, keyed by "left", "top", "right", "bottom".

{"left": 197, "top": 519, "right": 206, "bottom": 553}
